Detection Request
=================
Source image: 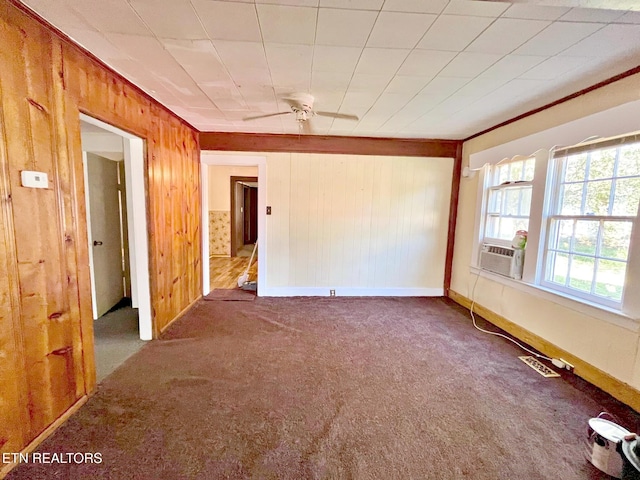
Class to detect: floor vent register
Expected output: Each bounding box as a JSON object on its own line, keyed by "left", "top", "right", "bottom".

{"left": 518, "top": 356, "right": 560, "bottom": 378}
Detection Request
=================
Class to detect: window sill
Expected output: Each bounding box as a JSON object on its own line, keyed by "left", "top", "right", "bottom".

{"left": 468, "top": 266, "right": 639, "bottom": 332}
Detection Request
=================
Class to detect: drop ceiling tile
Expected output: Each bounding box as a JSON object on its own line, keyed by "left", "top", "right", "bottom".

{"left": 193, "top": 0, "right": 262, "bottom": 42}
{"left": 518, "top": 56, "right": 588, "bottom": 80}
{"left": 355, "top": 48, "right": 410, "bottom": 75}
{"left": 265, "top": 44, "right": 313, "bottom": 89}
{"left": 513, "top": 22, "right": 603, "bottom": 56}
{"left": 163, "top": 39, "right": 231, "bottom": 84}
{"left": 65, "top": 0, "right": 150, "bottom": 35}
{"left": 416, "top": 15, "right": 494, "bottom": 52}
{"left": 559, "top": 7, "right": 624, "bottom": 23}
{"left": 397, "top": 50, "right": 456, "bottom": 76}
{"left": 477, "top": 54, "right": 547, "bottom": 80}
{"left": 316, "top": 8, "right": 378, "bottom": 46}
{"left": 349, "top": 73, "right": 394, "bottom": 92}
{"left": 465, "top": 18, "right": 550, "bottom": 55}
{"left": 228, "top": 67, "right": 273, "bottom": 85}
{"left": 24, "top": 0, "right": 93, "bottom": 30}
{"left": 367, "top": 12, "right": 436, "bottom": 48}
{"left": 319, "top": 0, "right": 383, "bottom": 10}
{"left": 213, "top": 41, "right": 269, "bottom": 70}
{"left": 438, "top": 52, "right": 501, "bottom": 78}
{"left": 501, "top": 4, "right": 571, "bottom": 21}
{"left": 322, "top": 97, "right": 351, "bottom": 115}
{"left": 106, "top": 33, "right": 185, "bottom": 74}
{"left": 341, "top": 90, "right": 381, "bottom": 109}
{"left": 443, "top": 0, "right": 510, "bottom": 18}
{"left": 311, "top": 71, "right": 353, "bottom": 91}
{"left": 264, "top": 43, "right": 314, "bottom": 71}
{"left": 559, "top": 24, "right": 640, "bottom": 57}
{"left": 381, "top": 0, "right": 448, "bottom": 14}
{"left": 256, "top": 4, "right": 317, "bottom": 45}
{"left": 129, "top": 0, "right": 207, "bottom": 40}
{"left": 617, "top": 11, "right": 640, "bottom": 24}
{"left": 65, "top": 29, "right": 128, "bottom": 61}
{"left": 414, "top": 76, "right": 470, "bottom": 102}
{"left": 385, "top": 75, "right": 434, "bottom": 95}
{"left": 256, "top": 0, "right": 319, "bottom": 5}
{"left": 312, "top": 46, "right": 362, "bottom": 73}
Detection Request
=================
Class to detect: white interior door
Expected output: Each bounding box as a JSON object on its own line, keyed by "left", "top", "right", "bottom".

{"left": 86, "top": 153, "right": 125, "bottom": 317}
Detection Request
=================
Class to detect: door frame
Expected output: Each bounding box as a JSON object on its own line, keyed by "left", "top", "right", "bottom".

{"left": 200, "top": 154, "right": 267, "bottom": 296}
{"left": 80, "top": 113, "right": 153, "bottom": 341}
{"left": 230, "top": 176, "right": 258, "bottom": 257}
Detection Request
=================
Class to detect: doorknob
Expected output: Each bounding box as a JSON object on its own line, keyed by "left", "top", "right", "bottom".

{"left": 93, "top": 240, "right": 103, "bottom": 246}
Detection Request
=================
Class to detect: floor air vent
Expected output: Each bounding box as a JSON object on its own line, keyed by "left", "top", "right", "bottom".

{"left": 518, "top": 356, "right": 560, "bottom": 378}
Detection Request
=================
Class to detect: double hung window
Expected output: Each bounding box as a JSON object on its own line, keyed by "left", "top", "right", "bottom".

{"left": 542, "top": 136, "right": 640, "bottom": 307}
{"left": 483, "top": 157, "right": 535, "bottom": 245}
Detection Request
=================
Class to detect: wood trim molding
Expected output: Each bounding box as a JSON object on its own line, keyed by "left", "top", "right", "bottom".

{"left": 200, "top": 132, "right": 461, "bottom": 158}
{"left": 465, "top": 65, "right": 640, "bottom": 142}
{"left": 443, "top": 143, "right": 462, "bottom": 295}
{"left": 448, "top": 289, "right": 640, "bottom": 413}
{"left": 0, "top": 395, "right": 88, "bottom": 479}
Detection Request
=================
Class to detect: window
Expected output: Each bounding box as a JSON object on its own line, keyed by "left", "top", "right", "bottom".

{"left": 474, "top": 131, "right": 640, "bottom": 315}
{"left": 483, "top": 157, "right": 535, "bottom": 244}
{"left": 542, "top": 137, "right": 640, "bottom": 307}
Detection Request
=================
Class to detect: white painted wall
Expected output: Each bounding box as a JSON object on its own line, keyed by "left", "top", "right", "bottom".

{"left": 203, "top": 152, "right": 453, "bottom": 296}
{"left": 208, "top": 165, "right": 258, "bottom": 211}
{"left": 451, "top": 72, "right": 640, "bottom": 391}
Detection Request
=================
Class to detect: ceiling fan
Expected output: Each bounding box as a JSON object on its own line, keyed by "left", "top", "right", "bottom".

{"left": 242, "top": 93, "right": 359, "bottom": 134}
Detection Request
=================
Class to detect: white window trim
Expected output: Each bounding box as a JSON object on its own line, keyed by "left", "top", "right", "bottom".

{"left": 471, "top": 148, "right": 640, "bottom": 327}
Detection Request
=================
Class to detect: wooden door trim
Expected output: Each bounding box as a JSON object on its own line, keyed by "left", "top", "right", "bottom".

{"left": 230, "top": 176, "right": 258, "bottom": 257}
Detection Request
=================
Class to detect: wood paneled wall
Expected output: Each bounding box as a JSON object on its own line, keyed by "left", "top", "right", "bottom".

{"left": 265, "top": 153, "right": 453, "bottom": 293}
{"left": 0, "top": 0, "right": 201, "bottom": 460}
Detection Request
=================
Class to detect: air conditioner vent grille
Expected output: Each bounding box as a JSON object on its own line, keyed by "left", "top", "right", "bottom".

{"left": 486, "top": 245, "right": 514, "bottom": 257}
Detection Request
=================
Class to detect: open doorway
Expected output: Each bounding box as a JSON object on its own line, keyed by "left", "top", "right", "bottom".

{"left": 80, "top": 114, "right": 151, "bottom": 382}
{"left": 230, "top": 176, "right": 258, "bottom": 258}
{"left": 201, "top": 155, "right": 266, "bottom": 296}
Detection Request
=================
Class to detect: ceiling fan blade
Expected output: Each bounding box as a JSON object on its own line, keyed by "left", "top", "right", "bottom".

{"left": 242, "top": 111, "right": 292, "bottom": 121}
{"left": 315, "top": 111, "right": 359, "bottom": 121}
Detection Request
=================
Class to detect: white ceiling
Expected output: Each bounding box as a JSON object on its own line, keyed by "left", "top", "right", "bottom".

{"left": 20, "top": 0, "right": 640, "bottom": 139}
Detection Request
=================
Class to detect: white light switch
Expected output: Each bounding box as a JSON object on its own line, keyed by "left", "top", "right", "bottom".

{"left": 21, "top": 170, "right": 49, "bottom": 189}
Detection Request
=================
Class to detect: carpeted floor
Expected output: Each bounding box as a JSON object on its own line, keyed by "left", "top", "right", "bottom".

{"left": 8, "top": 297, "right": 639, "bottom": 479}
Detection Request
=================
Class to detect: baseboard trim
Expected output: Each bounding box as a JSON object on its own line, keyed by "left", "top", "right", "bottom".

{"left": 0, "top": 395, "right": 89, "bottom": 479}
{"left": 159, "top": 295, "right": 202, "bottom": 335}
{"left": 448, "top": 289, "right": 640, "bottom": 413}
{"left": 260, "top": 287, "right": 444, "bottom": 297}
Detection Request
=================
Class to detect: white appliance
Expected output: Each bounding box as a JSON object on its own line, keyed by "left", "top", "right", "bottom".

{"left": 479, "top": 244, "right": 524, "bottom": 279}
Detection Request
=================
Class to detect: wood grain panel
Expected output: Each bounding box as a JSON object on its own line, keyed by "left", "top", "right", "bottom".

{"left": 0, "top": 0, "right": 202, "bottom": 462}
{"left": 200, "top": 132, "right": 460, "bottom": 158}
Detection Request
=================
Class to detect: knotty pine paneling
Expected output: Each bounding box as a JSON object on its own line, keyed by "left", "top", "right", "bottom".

{"left": 0, "top": 0, "right": 201, "bottom": 457}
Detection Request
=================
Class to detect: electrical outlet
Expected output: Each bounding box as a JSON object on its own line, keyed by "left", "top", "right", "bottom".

{"left": 560, "top": 358, "right": 574, "bottom": 372}
{"left": 330, "top": 289, "right": 335, "bottom": 297}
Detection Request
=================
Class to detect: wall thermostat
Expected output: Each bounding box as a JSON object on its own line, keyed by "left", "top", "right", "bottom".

{"left": 21, "top": 170, "right": 49, "bottom": 189}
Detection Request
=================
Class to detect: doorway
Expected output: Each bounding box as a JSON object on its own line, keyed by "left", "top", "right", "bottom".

{"left": 230, "top": 176, "right": 258, "bottom": 258}
{"left": 200, "top": 155, "right": 267, "bottom": 296}
{"left": 80, "top": 114, "right": 152, "bottom": 382}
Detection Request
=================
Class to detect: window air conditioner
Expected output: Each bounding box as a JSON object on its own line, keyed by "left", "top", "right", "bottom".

{"left": 479, "top": 244, "right": 524, "bottom": 280}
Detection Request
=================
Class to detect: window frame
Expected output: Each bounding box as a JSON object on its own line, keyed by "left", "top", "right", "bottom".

{"left": 472, "top": 141, "right": 640, "bottom": 318}
{"left": 538, "top": 142, "right": 640, "bottom": 310}
{"left": 480, "top": 156, "right": 535, "bottom": 248}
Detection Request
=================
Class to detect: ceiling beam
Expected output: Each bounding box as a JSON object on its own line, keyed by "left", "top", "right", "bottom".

{"left": 199, "top": 132, "right": 461, "bottom": 158}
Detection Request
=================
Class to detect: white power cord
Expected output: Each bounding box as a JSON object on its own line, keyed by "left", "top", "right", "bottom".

{"left": 469, "top": 271, "right": 553, "bottom": 362}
